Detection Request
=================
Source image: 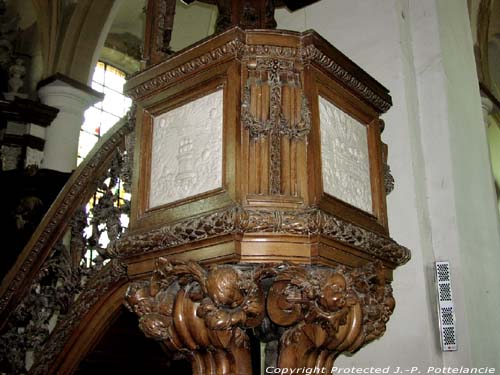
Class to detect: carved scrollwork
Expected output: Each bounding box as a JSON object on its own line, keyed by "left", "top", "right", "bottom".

{"left": 126, "top": 259, "right": 395, "bottom": 373}
{"left": 125, "top": 258, "right": 264, "bottom": 375}
{"left": 256, "top": 261, "right": 394, "bottom": 371}
{"left": 110, "top": 206, "right": 411, "bottom": 266}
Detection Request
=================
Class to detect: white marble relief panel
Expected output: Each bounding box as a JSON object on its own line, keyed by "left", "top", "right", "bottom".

{"left": 149, "top": 90, "right": 223, "bottom": 208}
{"left": 319, "top": 96, "right": 372, "bottom": 213}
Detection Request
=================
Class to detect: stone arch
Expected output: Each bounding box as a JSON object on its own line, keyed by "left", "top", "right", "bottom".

{"left": 33, "top": 0, "right": 123, "bottom": 84}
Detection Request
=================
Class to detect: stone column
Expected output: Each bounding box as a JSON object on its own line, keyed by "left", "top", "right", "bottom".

{"left": 37, "top": 74, "right": 103, "bottom": 172}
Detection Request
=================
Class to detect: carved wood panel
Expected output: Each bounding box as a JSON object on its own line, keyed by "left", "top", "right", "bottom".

{"left": 242, "top": 51, "right": 311, "bottom": 202}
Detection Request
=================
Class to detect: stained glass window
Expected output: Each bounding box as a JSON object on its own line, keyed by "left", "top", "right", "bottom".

{"left": 77, "top": 62, "right": 132, "bottom": 164}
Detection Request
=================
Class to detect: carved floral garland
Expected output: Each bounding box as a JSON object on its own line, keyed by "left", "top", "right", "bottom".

{"left": 125, "top": 259, "right": 395, "bottom": 373}
{"left": 109, "top": 207, "right": 411, "bottom": 266}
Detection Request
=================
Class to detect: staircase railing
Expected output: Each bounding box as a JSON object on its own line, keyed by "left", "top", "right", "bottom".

{"left": 0, "top": 110, "right": 135, "bottom": 375}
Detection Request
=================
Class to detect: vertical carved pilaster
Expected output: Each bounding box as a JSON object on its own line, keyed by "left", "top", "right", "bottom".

{"left": 242, "top": 56, "right": 311, "bottom": 197}
{"left": 184, "top": 0, "right": 278, "bottom": 32}
{"left": 143, "top": 0, "right": 176, "bottom": 66}
{"left": 126, "top": 260, "right": 395, "bottom": 374}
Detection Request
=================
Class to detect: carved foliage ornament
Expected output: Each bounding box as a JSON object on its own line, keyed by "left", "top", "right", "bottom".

{"left": 29, "top": 261, "right": 128, "bottom": 375}
{"left": 241, "top": 56, "right": 312, "bottom": 195}
{"left": 128, "top": 38, "right": 391, "bottom": 114}
{"left": 125, "top": 258, "right": 264, "bottom": 375}
{"left": 0, "top": 111, "right": 135, "bottom": 374}
{"left": 125, "top": 259, "right": 395, "bottom": 373}
{"left": 110, "top": 207, "right": 411, "bottom": 266}
{"left": 241, "top": 58, "right": 311, "bottom": 141}
{"left": 0, "top": 111, "right": 136, "bottom": 318}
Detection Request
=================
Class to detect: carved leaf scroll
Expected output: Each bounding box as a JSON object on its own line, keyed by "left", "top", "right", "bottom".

{"left": 125, "top": 258, "right": 264, "bottom": 375}
{"left": 257, "top": 261, "right": 395, "bottom": 371}
{"left": 126, "top": 259, "right": 396, "bottom": 373}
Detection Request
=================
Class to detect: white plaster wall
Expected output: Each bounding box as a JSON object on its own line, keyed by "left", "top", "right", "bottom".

{"left": 408, "top": 0, "right": 472, "bottom": 367}
{"left": 277, "top": 0, "right": 500, "bottom": 369}
{"left": 435, "top": 1, "right": 500, "bottom": 367}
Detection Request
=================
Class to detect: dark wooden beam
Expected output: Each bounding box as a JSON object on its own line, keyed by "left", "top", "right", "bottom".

{"left": 0, "top": 97, "right": 59, "bottom": 127}
{"left": 182, "top": 0, "right": 320, "bottom": 31}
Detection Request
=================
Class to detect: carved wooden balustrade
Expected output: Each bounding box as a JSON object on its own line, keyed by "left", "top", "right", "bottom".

{"left": 0, "top": 112, "right": 135, "bottom": 375}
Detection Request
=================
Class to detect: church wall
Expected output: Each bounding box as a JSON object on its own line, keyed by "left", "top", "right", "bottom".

{"left": 436, "top": 0, "right": 500, "bottom": 367}
{"left": 277, "top": 0, "right": 500, "bottom": 369}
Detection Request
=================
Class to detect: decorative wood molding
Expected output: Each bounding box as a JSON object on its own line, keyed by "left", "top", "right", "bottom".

{"left": 300, "top": 45, "right": 392, "bottom": 113}
{"left": 128, "top": 38, "right": 245, "bottom": 99}
{"left": 125, "top": 259, "right": 395, "bottom": 373}
{"left": 110, "top": 207, "right": 411, "bottom": 266}
{"left": 127, "top": 29, "right": 392, "bottom": 117}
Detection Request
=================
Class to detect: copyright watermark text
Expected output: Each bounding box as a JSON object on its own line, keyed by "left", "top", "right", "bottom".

{"left": 264, "top": 367, "right": 497, "bottom": 375}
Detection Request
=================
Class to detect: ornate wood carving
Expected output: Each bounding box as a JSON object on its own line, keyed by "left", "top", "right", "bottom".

{"left": 143, "top": 0, "right": 177, "bottom": 66}
{"left": 29, "top": 260, "right": 128, "bottom": 375}
{"left": 381, "top": 140, "right": 395, "bottom": 195}
{"left": 261, "top": 261, "right": 394, "bottom": 371}
{"left": 126, "top": 31, "right": 392, "bottom": 116}
{"left": 125, "top": 259, "right": 395, "bottom": 373}
{"left": 125, "top": 258, "right": 264, "bottom": 375}
{"left": 0, "top": 111, "right": 135, "bottom": 374}
{"left": 129, "top": 39, "right": 244, "bottom": 99}
{"left": 110, "top": 206, "right": 411, "bottom": 266}
{"left": 300, "top": 44, "right": 392, "bottom": 113}
{"left": 241, "top": 54, "right": 311, "bottom": 196}
{"left": 0, "top": 111, "right": 135, "bottom": 324}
